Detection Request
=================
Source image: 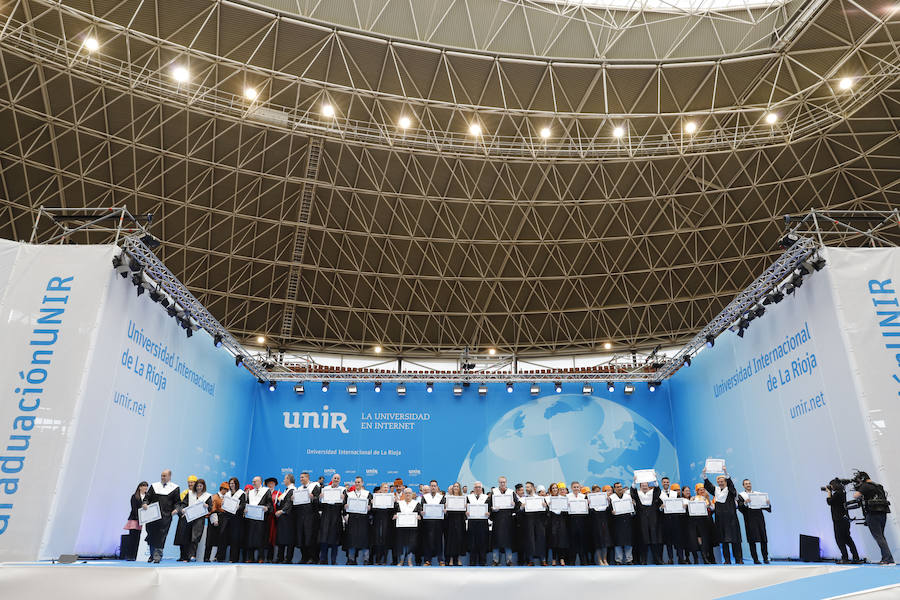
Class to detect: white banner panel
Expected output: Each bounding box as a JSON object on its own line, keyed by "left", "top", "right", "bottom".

{"left": 0, "top": 240, "right": 115, "bottom": 562}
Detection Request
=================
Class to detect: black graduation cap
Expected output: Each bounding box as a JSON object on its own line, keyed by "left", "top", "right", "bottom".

{"left": 264, "top": 477, "right": 278, "bottom": 486}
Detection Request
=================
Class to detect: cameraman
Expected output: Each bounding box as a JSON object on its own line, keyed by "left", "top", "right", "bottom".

{"left": 825, "top": 479, "right": 860, "bottom": 563}
{"left": 853, "top": 472, "right": 894, "bottom": 565}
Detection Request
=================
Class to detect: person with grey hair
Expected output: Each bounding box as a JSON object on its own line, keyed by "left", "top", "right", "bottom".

{"left": 394, "top": 487, "right": 422, "bottom": 566}
{"left": 143, "top": 469, "right": 181, "bottom": 563}
{"left": 467, "top": 481, "right": 490, "bottom": 566}
{"left": 490, "top": 476, "right": 518, "bottom": 566}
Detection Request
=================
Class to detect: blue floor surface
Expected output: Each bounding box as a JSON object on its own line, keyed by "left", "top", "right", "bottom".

{"left": 720, "top": 564, "right": 900, "bottom": 599}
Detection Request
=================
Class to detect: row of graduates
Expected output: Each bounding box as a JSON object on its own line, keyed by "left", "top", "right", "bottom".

{"left": 130, "top": 468, "right": 771, "bottom": 566}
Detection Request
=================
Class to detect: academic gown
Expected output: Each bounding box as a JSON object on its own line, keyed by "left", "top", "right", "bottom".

{"left": 318, "top": 486, "right": 345, "bottom": 546}
{"left": 394, "top": 499, "right": 422, "bottom": 551}
{"left": 293, "top": 482, "right": 320, "bottom": 547}
{"left": 566, "top": 492, "right": 589, "bottom": 556}
{"left": 704, "top": 478, "right": 742, "bottom": 544}
{"left": 688, "top": 497, "right": 717, "bottom": 554}
{"left": 466, "top": 494, "right": 490, "bottom": 554}
{"left": 609, "top": 492, "right": 634, "bottom": 547}
{"left": 344, "top": 489, "right": 371, "bottom": 550}
{"left": 371, "top": 493, "right": 394, "bottom": 550}
{"left": 737, "top": 492, "right": 770, "bottom": 543}
{"left": 443, "top": 496, "right": 467, "bottom": 558}
{"left": 489, "top": 490, "right": 518, "bottom": 549}
{"left": 145, "top": 481, "right": 181, "bottom": 550}
{"left": 225, "top": 490, "right": 247, "bottom": 548}
{"left": 420, "top": 492, "right": 445, "bottom": 559}
{"left": 659, "top": 489, "right": 682, "bottom": 548}
{"left": 244, "top": 487, "right": 273, "bottom": 549}
{"left": 519, "top": 496, "right": 547, "bottom": 559}
{"left": 589, "top": 502, "right": 612, "bottom": 550}
{"left": 275, "top": 487, "right": 296, "bottom": 546}
{"left": 547, "top": 498, "right": 569, "bottom": 550}
{"left": 174, "top": 491, "right": 212, "bottom": 546}
{"left": 674, "top": 498, "right": 698, "bottom": 552}
{"left": 631, "top": 486, "right": 663, "bottom": 544}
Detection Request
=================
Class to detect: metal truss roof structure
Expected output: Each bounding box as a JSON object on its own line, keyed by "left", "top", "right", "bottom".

{"left": 3, "top": 0, "right": 900, "bottom": 359}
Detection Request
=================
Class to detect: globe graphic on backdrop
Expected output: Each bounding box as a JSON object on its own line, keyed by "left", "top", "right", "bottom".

{"left": 457, "top": 394, "right": 677, "bottom": 486}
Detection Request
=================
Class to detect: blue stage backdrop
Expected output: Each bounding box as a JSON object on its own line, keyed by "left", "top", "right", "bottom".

{"left": 246, "top": 382, "right": 679, "bottom": 490}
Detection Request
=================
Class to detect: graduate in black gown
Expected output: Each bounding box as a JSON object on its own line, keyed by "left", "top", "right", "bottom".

{"left": 566, "top": 482, "right": 590, "bottom": 565}
{"left": 274, "top": 474, "right": 296, "bottom": 563}
{"left": 221, "top": 478, "right": 246, "bottom": 563}
{"left": 371, "top": 482, "right": 396, "bottom": 565}
{"left": 175, "top": 478, "right": 212, "bottom": 562}
{"left": 293, "top": 472, "right": 320, "bottom": 563}
{"left": 589, "top": 485, "right": 612, "bottom": 565}
{"left": 519, "top": 482, "right": 547, "bottom": 566}
{"left": 658, "top": 477, "right": 681, "bottom": 564}
{"left": 318, "top": 473, "right": 346, "bottom": 565}
{"left": 631, "top": 477, "right": 663, "bottom": 564}
{"left": 243, "top": 476, "right": 273, "bottom": 563}
{"left": 609, "top": 481, "right": 635, "bottom": 565}
{"left": 344, "top": 476, "right": 371, "bottom": 565}
{"left": 691, "top": 484, "right": 718, "bottom": 564}
{"left": 546, "top": 483, "right": 569, "bottom": 565}
{"left": 143, "top": 469, "right": 181, "bottom": 563}
{"left": 122, "top": 481, "right": 148, "bottom": 561}
{"left": 204, "top": 482, "right": 228, "bottom": 562}
{"left": 677, "top": 485, "right": 700, "bottom": 564}
{"left": 737, "top": 478, "right": 771, "bottom": 564}
{"left": 443, "top": 482, "right": 467, "bottom": 566}
{"left": 173, "top": 475, "right": 197, "bottom": 561}
{"left": 420, "top": 480, "right": 445, "bottom": 566}
{"left": 489, "top": 476, "right": 519, "bottom": 566}
{"left": 466, "top": 481, "right": 490, "bottom": 566}
{"left": 394, "top": 487, "right": 422, "bottom": 566}
{"left": 703, "top": 467, "right": 743, "bottom": 564}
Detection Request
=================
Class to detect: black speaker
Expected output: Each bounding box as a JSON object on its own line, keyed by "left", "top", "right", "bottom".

{"left": 800, "top": 534, "right": 821, "bottom": 562}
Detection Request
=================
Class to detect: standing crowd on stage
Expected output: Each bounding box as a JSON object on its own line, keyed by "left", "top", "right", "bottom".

{"left": 124, "top": 466, "right": 779, "bottom": 566}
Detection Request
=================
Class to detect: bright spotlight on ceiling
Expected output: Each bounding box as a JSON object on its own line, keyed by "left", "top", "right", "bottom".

{"left": 469, "top": 123, "right": 482, "bottom": 136}
{"left": 256, "top": 335, "right": 265, "bottom": 344}
{"left": 554, "top": 382, "right": 562, "bottom": 393}
{"left": 603, "top": 342, "right": 612, "bottom": 350}
{"left": 244, "top": 87, "right": 258, "bottom": 101}
{"left": 612, "top": 126, "right": 624, "bottom": 138}
{"left": 684, "top": 121, "right": 697, "bottom": 134}
{"left": 539, "top": 127, "right": 551, "bottom": 139}
{"left": 322, "top": 104, "right": 335, "bottom": 117}
{"left": 488, "top": 348, "right": 496, "bottom": 355}
{"left": 172, "top": 66, "right": 189, "bottom": 83}
{"left": 607, "top": 382, "right": 615, "bottom": 393}
{"left": 765, "top": 112, "right": 778, "bottom": 124}
{"left": 398, "top": 116, "right": 411, "bottom": 129}
{"left": 426, "top": 382, "right": 434, "bottom": 393}
{"left": 83, "top": 37, "right": 99, "bottom": 52}
{"left": 374, "top": 382, "right": 382, "bottom": 393}
{"left": 373, "top": 345, "right": 383, "bottom": 353}
{"left": 839, "top": 77, "right": 853, "bottom": 90}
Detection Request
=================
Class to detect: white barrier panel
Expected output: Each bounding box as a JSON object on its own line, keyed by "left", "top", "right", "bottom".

{"left": 0, "top": 240, "right": 116, "bottom": 561}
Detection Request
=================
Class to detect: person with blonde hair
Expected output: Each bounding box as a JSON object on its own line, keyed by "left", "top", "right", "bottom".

{"left": 590, "top": 484, "right": 612, "bottom": 566}
{"left": 444, "top": 482, "right": 467, "bottom": 566}
{"left": 691, "top": 483, "right": 717, "bottom": 564}
{"left": 547, "top": 482, "right": 569, "bottom": 565}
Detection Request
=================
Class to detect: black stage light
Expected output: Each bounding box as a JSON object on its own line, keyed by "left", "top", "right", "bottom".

{"left": 213, "top": 334, "right": 223, "bottom": 348}
{"left": 506, "top": 382, "right": 514, "bottom": 393}
{"left": 321, "top": 381, "right": 330, "bottom": 392}
{"left": 554, "top": 382, "right": 562, "bottom": 393}
{"left": 185, "top": 327, "right": 193, "bottom": 338}
{"left": 785, "top": 282, "right": 796, "bottom": 295}
{"left": 684, "top": 356, "right": 691, "bottom": 367}
{"left": 648, "top": 382, "right": 660, "bottom": 392}
{"left": 607, "top": 382, "right": 615, "bottom": 392}
{"left": 705, "top": 335, "right": 715, "bottom": 348}
{"left": 792, "top": 273, "right": 804, "bottom": 288}
{"left": 167, "top": 305, "right": 178, "bottom": 318}
{"left": 779, "top": 233, "right": 799, "bottom": 249}
{"left": 796, "top": 263, "right": 811, "bottom": 276}
{"left": 374, "top": 382, "right": 382, "bottom": 393}
{"left": 159, "top": 295, "right": 170, "bottom": 308}
{"left": 235, "top": 355, "right": 244, "bottom": 367}
{"left": 140, "top": 234, "right": 161, "bottom": 249}
{"left": 624, "top": 383, "right": 635, "bottom": 395}
{"left": 149, "top": 288, "right": 162, "bottom": 303}
{"left": 753, "top": 305, "right": 766, "bottom": 319}
{"left": 268, "top": 381, "right": 277, "bottom": 392}
{"left": 811, "top": 256, "right": 826, "bottom": 271}
{"left": 739, "top": 317, "right": 750, "bottom": 330}
{"left": 112, "top": 255, "right": 130, "bottom": 278}
{"left": 771, "top": 289, "right": 784, "bottom": 303}
{"left": 737, "top": 328, "right": 746, "bottom": 338}
{"left": 257, "top": 377, "right": 264, "bottom": 384}
{"left": 426, "top": 382, "right": 434, "bottom": 393}
{"left": 294, "top": 383, "right": 304, "bottom": 394}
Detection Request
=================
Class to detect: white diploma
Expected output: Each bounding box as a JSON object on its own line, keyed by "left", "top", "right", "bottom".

{"left": 588, "top": 492, "right": 609, "bottom": 511}
{"left": 322, "top": 487, "right": 343, "bottom": 504}
{"left": 292, "top": 488, "right": 310, "bottom": 505}
{"left": 705, "top": 458, "right": 726, "bottom": 474}
{"left": 664, "top": 498, "right": 686, "bottom": 514}
{"left": 184, "top": 501, "right": 208, "bottom": 523}
{"left": 347, "top": 497, "right": 368, "bottom": 514}
{"left": 139, "top": 502, "right": 161, "bottom": 525}
{"left": 634, "top": 469, "right": 658, "bottom": 484}
{"left": 245, "top": 504, "right": 265, "bottom": 521}
{"left": 612, "top": 497, "right": 634, "bottom": 515}
{"left": 222, "top": 495, "right": 239, "bottom": 514}
{"left": 373, "top": 493, "right": 395, "bottom": 509}
{"left": 749, "top": 492, "right": 769, "bottom": 509}
{"left": 396, "top": 513, "right": 418, "bottom": 528}
{"left": 423, "top": 503, "right": 444, "bottom": 520}
{"left": 445, "top": 495, "right": 467, "bottom": 512}
{"left": 467, "top": 503, "right": 488, "bottom": 519}
{"left": 688, "top": 501, "right": 708, "bottom": 517}
{"left": 549, "top": 496, "right": 569, "bottom": 513}
{"left": 524, "top": 496, "right": 545, "bottom": 512}
{"left": 492, "top": 494, "right": 513, "bottom": 509}
{"left": 568, "top": 498, "right": 588, "bottom": 515}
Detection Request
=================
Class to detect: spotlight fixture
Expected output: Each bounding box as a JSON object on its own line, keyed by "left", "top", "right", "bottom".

{"left": 488, "top": 348, "right": 497, "bottom": 356}
{"left": 268, "top": 381, "right": 277, "bottom": 392}
{"left": 398, "top": 116, "right": 411, "bottom": 129}
{"left": 539, "top": 127, "right": 551, "bottom": 139}
{"left": 530, "top": 384, "right": 540, "bottom": 396}
{"left": 791, "top": 272, "right": 805, "bottom": 288}
{"left": 737, "top": 328, "right": 746, "bottom": 338}
{"left": 739, "top": 317, "right": 751, "bottom": 330}
{"left": 149, "top": 287, "right": 162, "bottom": 303}
{"left": 244, "top": 87, "right": 259, "bottom": 101}
{"left": 753, "top": 305, "right": 766, "bottom": 319}
{"left": 469, "top": 123, "right": 482, "bottom": 136}
{"left": 373, "top": 345, "right": 383, "bottom": 353}
{"left": 771, "top": 289, "right": 785, "bottom": 303}
{"left": 256, "top": 335, "right": 266, "bottom": 344}
{"left": 348, "top": 383, "right": 358, "bottom": 396}
{"left": 426, "top": 382, "right": 434, "bottom": 393}
{"left": 705, "top": 334, "right": 715, "bottom": 348}
{"left": 172, "top": 66, "right": 189, "bottom": 83}
{"left": 478, "top": 384, "right": 488, "bottom": 396}
{"left": 83, "top": 37, "right": 99, "bottom": 52}
{"left": 648, "top": 382, "right": 660, "bottom": 392}
{"left": 779, "top": 233, "right": 799, "bottom": 249}
{"left": 554, "top": 382, "right": 562, "bottom": 393}
{"left": 321, "top": 103, "right": 335, "bottom": 117}
{"left": 624, "top": 383, "right": 635, "bottom": 395}
{"left": 839, "top": 77, "right": 853, "bottom": 90}
{"left": 764, "top": 112, "right": 778, "bottom": 124}
{"left": 112, "top": 254, "right": 130, "bottom": 277}
{"left": 185, "top": 327, "right": 193, "bottom": 338}
{"left": 235, "top": 355, "right": 244, "bottom": 367}
{"left": 506, "top": 382, "right": 514, "bottom": 394}
{"left": 129, "top": 258, "right": 143, "bottom": 273}
{"left": 132, "top": 273, "right": 145, "bottom": 296}
{"left": 607, "top": 382, "right": 615, "bottom": 393}
{"left": 603, "top": 342, "right": 612, "bottom": 350}
{"left": 684, "top": 356, "right": 691, "bottom": 367}
{"left": 257, "top": 377, "right": 264, "bottom": 384}
{"left": 167, "top": 305, "right": 179, "bottom": 318}
{"left": 397, "top": 383, "right": 406, "bottom": 396}
{"left": 811, "top": 256, "right": 826, "bottom": 271}
{"left": 785, "top": 282, "right": 796, "bottom": 295}
{"left": 453, "top": 384, "right": 464, "bottom": 396}
{"left": 582, "top": 383, "right": 593, "bottom": 395}
{"left": 321, "top": 381, "right": 329, "bottom": 392}
{"left": 612, "top": 126, "right": 624, "bottom": 138}
{"left": 213, "top": 334, "right": 223, "bottom": 348}
{"left": 139, "top": 234, "right": 160, "bottom": 249}
{"left": 796, "top": 263, "right": 811, "bottom": 276}
{"left": 159, "top": 295, "right": 170, "bottom": 308}
{"left": 684, "top": 121, "right": 697, "bottom": 135}
{"left": 374, "top": 382, "right": 382, "bottom": 393}
{"left": 294, "top": 383, "right": 304, "bottom": 394}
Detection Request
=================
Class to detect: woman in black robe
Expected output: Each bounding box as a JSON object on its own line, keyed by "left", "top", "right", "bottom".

{"left": 122, "top": 481, "right": 148, "bottom": 560}
{"left": 394, "top": 488, "right": 422, "bottom": 566}
{"left": 589, "top": 485, "right": 612, "bottom": 565}
{"left": 676, "top": 485, "right": 699, "bottom": 564}
{"left": 690, "top": 484, "right": 717, "bottom": 564}
{"left": 546, "top": 483, "right": 569, "bottom": 565}
{"left": 221, "top": 478, "right": 246, "bottom": 563}
{"left": 737, "top": 478, "right": 771, "bottom": 564}
{"left": 444, "top": 482, "right": 467, "bottom": 565}
{"left": 174, "top": 479, "right": 212, "bottom": 562}
{"left": 703, "top": 468, "right": 743, "bottom": 564}
{"left": 274, "top": 474, "right": 296, "bottom": 563}
{"left": 519, "top": 483, "right": 547, "bottom": 566}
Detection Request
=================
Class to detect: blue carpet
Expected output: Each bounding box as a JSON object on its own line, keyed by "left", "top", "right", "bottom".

{"left": 719, "top": 564, "right": 900, "bottom": 599}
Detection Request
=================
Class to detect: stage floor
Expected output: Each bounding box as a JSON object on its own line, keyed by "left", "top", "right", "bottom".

{"left": 0, "top": 560, "right": 897, "bottom": 599}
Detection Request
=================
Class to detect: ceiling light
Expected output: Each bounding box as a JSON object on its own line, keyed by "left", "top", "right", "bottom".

{"left": 469, "top": 123, "right": 482, "bottom": 136}
{"left": 256, "top": 335, "right": 266, "bottom": 344}
{"left": 684, "top": 356, "right": 691, "bottom": 367}
{"left": 244, "top": 87, "right": 258, "bottom": 101}
{"left": 321, "top": 381, "right": 330, "bottom": 392}
{"left": 684, "top": 121, "right": 697, "bottom": 135}
{"left": 554, "top": 382, "right": 562, "bottom": 393}
{"left": 293, "top": 383, "right": 304, "bottom": 394}
{"left": 612, "top": 126, "right": 624, "bottom": 138}
{"left": 582, "top": 383, "right": 593, "bottom": 395}
{"left": 321, "top": 103, "right": 335, "bottom": 117}
{"left": 478, "top": 384, "right": 488, "bottom": 396}
{"left": 488, "top": 347, "right": 496, "bottom": 356}
{"left": 453, "top": 384, "right": 464, "bottom": 396}
{"left": 648, "top": 382, "right": 660, "bottom": 392}
{"left": 373, "top": 345, "right": 382, "bottom": 353}
{"left": 426, "top": 382, "right": 434, "bottom": 393}
{"left": 172, "top": 66, "right": 189, "bottom": 83}
{"left": 235, "top": 355, "right": 244, "bottom": 368}
{"left": 607, "top": 382, "right": 615, "bottom": 393}
{"left": 705, "top": 334, "right": 715, "bottom": 348}
{"left": 213, "top": 334, "right": 223, "bottom": 348}
{"left": 603, "top": 342, "right": 612, "bottom": 350}
{"left": 530, "top": 384, "right": 540, "bottom": 395}
{"left": 348, "top": 383, "right": 358, "bottom": 396}
{"left": 539, "top": 127, "right": 551, "bottom": 139}
{"left": 397, "top": 383, "right": 406, "bottom": 396}
{"left": 374, "top": 382, "right": 382, "bottom": 393}
{"left": 83, "top": 37, "right": 99, "bottom": 52}
{"left": 765, "top": 112, "right": 778, "bottom": 124}
{"left": 839, "top": 77, "right": 853, "bottom": 90}
{"left": 624, "top": 383, "right": 635, "bottom": 395}
{"left": 398, "top": 116, "right": 411, "bottom": 129}
{"left": 506, "top": 382, "right": 514, "bottom": 393}
{"left": 268, "top": 381, "right": 277, "bottom": 392}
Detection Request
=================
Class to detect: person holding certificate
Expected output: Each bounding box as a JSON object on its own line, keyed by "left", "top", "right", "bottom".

{"left": 466, "top": 481, "right": 490, "bottom": 566}
{"left": 344, "top": 476, "right": 371, "bottom": 565}
{"left": 419, "top": 480, "right": 445, "bottom": 566}
{"left": 318, "top": 473, "right": 345, "bottom": 565}
{"left": 444, "top": 482, "right": 467, "bottom": 566}
{"left": 566, "top": 482, "right": 590, "bottom": 565}
{"left": 589, "top": 485, "right": 612, "bottom": 566}
{"left": 175, "top": 478, "right": 211, "bottom": 562}
{"left": 122, "top": 481, "right": 148, "bottom": 561}
{"left": 657, "top": 477, "right": 681, "bottom": 564}
{"left": 676, "top": 485, "right": 699, "bottom": 564}
{"left": 393, "top": 487, "right": 422, "bottom": 566}
{"left": 489, "top": 476, "right": 518, "bottom": 566}
{"left": 293, "top": 472, "right": 320, "bottom": 564}
{"left": 546, "top": 483, "right": 569, "bottom": 565}
{"left": 520, "top": 482, "right": 547, "bottom": 566}
{"left": 371, "top": 482, "right": 395, "bottom": 565}
{"left": 204, "top": 482, "right": 228, "bottom": 562}
{"left": 631, "top": 476, "right": 663, "bottom": 565}
{"left": 703, "top": 467, "right": 743, "bottom": 564}
{"left": 737, "top": 478, "right": 771, "bottom": 564}
{"left": 691, "top": 484, "right": 717, "bottom": 564}
{"left": 609, "top": 481, "right": 635, "bottom": 565}
{"left": 143, "top": 469, "right": 181, "bottom": 563}
{"left": 273, "top": 474, "right": 296, "bottom": 563}
{"left": 220, "top": 477, "right": 246, "bottom": 563}
{"left": 243, "top": 476, "right": 273, "bottom": 563}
